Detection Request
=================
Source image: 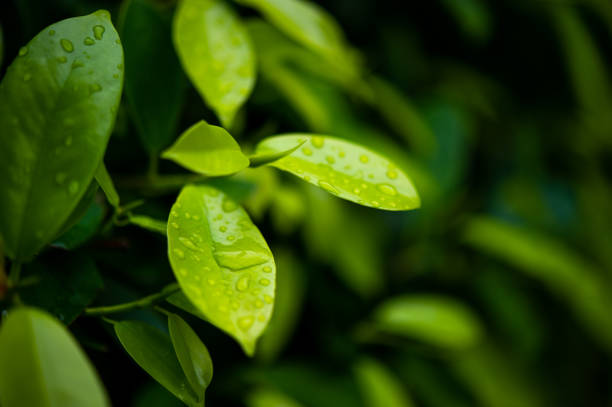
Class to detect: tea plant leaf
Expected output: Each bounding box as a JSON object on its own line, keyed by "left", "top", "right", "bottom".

{"left": 236, "top": 0, "right": 356, "bottom": 73}
{"left": 354, "top": 358, "right": 415, "bottom": 407}
{"left": 0, "top": 10, "right": 123, "bottom": 261}
{"left": 114, "top": 320, "right": 199, "bottom": 406}
{"left": 370, "top": 295, "right": 483, "bottom": 349}
{"left": 173, "top": 0, "right": 256, "bottom": 127}
{"left": 249, "top": 139, "right": 305, "bottom": 167}
{"left": 167, "top": 184, "right": 276, "bottom": 355}
{"left": 167, "top": 291, "right": 208, "bottom": 321}
{"left": 0, "top": 307, "right": 109, "bottom": 407}
{"left": 121, "top": 0, "right": 186, "bottom": 153}
{"left": 128, "top": 214, "right": 167, "bottom": 235}
{"left": 161, "top": 120, "right": 250, "bottom": 176}
{"left": 94, "top": 161, "right": 119, "bottom": 208}
{"left": 168, "top": 313, "right": 213, "bottom": 399}
{"left": 255, "top": 135, "right": 420, "bottom": 211}
{"left": 53, "top": 196, "right": 104, "bottom": 249}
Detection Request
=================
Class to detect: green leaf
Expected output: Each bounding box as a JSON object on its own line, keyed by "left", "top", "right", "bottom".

{"left": 128, "top": 214, "right": 167, "bottom": 235}
{"left": 354, "top": 358, "right": 415, "bottom": 407}
{"left": 167, "top": 291, "right": 209, "bottom": 321}
{"left": 168, "top": 313, "right": 213, "bottom": 400}
{"left": 95, "top": 161, "right": 119, "bottom": 208}
{"left": 370, "top": 294, "right": 483, "bottom": 349}
{"left": 0, "top": 307, "right": 109, "bottom": 407}
{"left": 0, "top": 10, "right": 124, "bottom": 261}
{"left": 255, "top": 135, "right": 420, "bottom": 211}
{"left": 246, "top": 388, "right": 304, "bottom": 407}
{"left": 173, "top": 0, "right": 256, "bottom": 127}
{"left": 20, "top": 255, "right": 103, "bottom": 324}
{"left": 53, "top": 196, "right": 104, "bottom": 249}
{"left": 161, "top": 120, "right": 250, "bottom": 176}
{"left": 114, "top": 320, "right": 199, "bottom": 406}
{"left": 249, "top": 138, "right": 305, "bottom": 167}
{"left": 236, "top": 0, "right": 357, "bottom": 74}
{"left": 167, "top": 184, "right": 276, "bottom": 355}
{"left": 121, "top": 0, "right": 186, "bottom": 153}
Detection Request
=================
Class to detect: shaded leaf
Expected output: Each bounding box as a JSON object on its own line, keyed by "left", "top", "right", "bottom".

{"left": 94, "top": 161, "right": 119, "bottom": 208}
{"left": 53, "top": 197, "right": 104, "bottom": 249}
{"left": 354, "top": 357, "right": 415, "bottom": 407}
{"left": 161, "top": 120, "right": 249, "bottom": 176}
{"left": 167, "top": 184, "right": 275, "bottom": 355}
{"left": 255, "top": 134, "right": 420, "bottom": 211}
{"left": 0, "top": 10, "right": 123, "bottom": 260}
{"left": 246, "top": 388, "right": 304, "bottom": 407}
{"left": 0, "top": 307, "right": 108, "bottom": 407}
{"left": 173, "top": 0, "right": 255, "bottom": 127}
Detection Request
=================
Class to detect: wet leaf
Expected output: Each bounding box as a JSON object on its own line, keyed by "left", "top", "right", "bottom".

{"left": 161, "top": 120, "right": 249, "bottom": 176}
{"left": 173, "top": 0, "right": 255, "bottom": 127}
{"left": 0, "top": 10, "right": 123, "bottom": 260}
{"left": 0, "top": 307, "right": 108, "bottom": 407}
{"left": 114, "top": 320, "right": 199, "bottom": 406}
{"left": 255, "top": 135, "right": 420, "bottom": 211}
{"left": 168, "top": 313, "right": 213, "bottom": 399}
{"left": 249, "top": 139, "right": 305, "bottom": 167}
{"left": 167, "top": 184, "right": 276, "bottom": 355}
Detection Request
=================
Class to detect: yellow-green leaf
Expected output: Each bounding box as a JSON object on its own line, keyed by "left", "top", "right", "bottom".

{"left": 161, "top": 120, "right": 249, "bottom": 176}
{"left": 167, "top": 184, "right": 275, "bottom": 355}
{"left": 173, "top": 0, "right": 256, "bottom": 127}
{"left": 255, "top": 134, "right": 420, "bottom": 211}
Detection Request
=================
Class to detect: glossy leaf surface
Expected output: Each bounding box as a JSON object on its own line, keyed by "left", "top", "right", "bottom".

{"left": 0, "top": 307, "right": 108, "bottom": 407}
{"left": 173, "top": 0, "right": 255, "bottom": 127}
{"left": 167, "top": 184, "right": 275, "bottom": 355}
{"left": 114, "top": 320, "right": 199, "bottom": 406}
{"left": 248, "top": 139, "right": 305, "bottom": 167}
{"left": 255, "top": 135, "right": 420, "bottom": 210}
{"left": 168, "top": 313, "right": 213, "bottom": 399}
{"left": 0, "top": 11, "right": 123, "bottom": 260}
{"left": 121, "top": 0, "right": 186, "bottom": 153}
{"left": 371, "top": 295, "right": 483, "bottom": 349}
{"left": 162, "top": 120, "right": 249, "bottom": 176}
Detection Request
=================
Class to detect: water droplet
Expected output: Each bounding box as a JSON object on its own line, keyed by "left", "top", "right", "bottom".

{"left": 112, "top": 73, "right": 119, "bottom": 79}
{"left": 57, "top": 56, "right": 67, "bottom": 63}
{"left": 259, "top": 278, "right": 270, "bottom": 286}
{"left": 115, "top": 39, "right": 121, "bottom": 45}
{"left": 371, "top": 201, "right": 380, "bottom": 208}
{"left": 23, "top": 73, "right": 32, "bottom": 82}
{"left": 377, "top": 184, "right": 397, "bottom": 196}
{"left": 18, "top": 47, "right": 28, "bottom": 57}
{"left": 237, "top": 316, "right": 254, "bottom": 331}
{"left": 263, "top": 266, "right": 272, "bottom": 273}
{"left": 359, "top": 154, "right": 369, "bottom": 163}
{"left": 353, "top": 187, "right": 361, "bottom": 194}
{"left": 311, "top": 136, "right": 324, "bottom": 148}
{"left": 254, "top": 300, "right": 264, "bottom": 308}
{"left": 117, "top": 63, "right": 123, "bottom": 70}
{"left": 325, "top": 155, "right": 335, "bottom": 164}
{"left": 179, "top": 268, "right": 188, "bottom": 276}
{"left": 64, "top": 136, "right": 73, "bottom": 146}
{"left": 386, "top": 169, "right": 398, "bottom": 179}
{"left": 184, "top": 212, "right": 191, "bottom": 219}
{"left": 207, "top": 278, "right": 216, "bottom": 286}
{"left": 338, "top": 151, "right": 346, "bottom": 158}
{"left": 49, "top": 30, "right": 56, "bottom": 36}
{"left": 93, "top": 25, "right": 105, "bottom": 40}
{"left": 304, "top": 175, "right": 311, "bottom": 182}
{"left": 263, "top": 294, "right": 273, "bottom": 304}
{"left": 84, "top": 37, "right": 95, "bottom": 46}
{"left": 227, "top": 235, "right": 235, "bottom": 241}
{"left": 236, "top": 276, "right": 250, "bottom": 292}
{"left": 71, "top": 59, "right": 84, "bottom": 69}
{"left": 222, "top": 197, "right": 238, "bottom": 212}
{"left": 173, "top": 248, "right": 185, "bottom": 259}
{"left": 68, "top": 180, "right": 79, "bottom": 195}
{"left": 171, "top": 222, "right": 179, "bottom": 229}
{"left": 301, "top": 147, "right": 313, "bottom": 156}
{"left": 219, "top": 225, "right": 227, "bottom": 232}
{"left": 60, "top": 39, "right": 74, "bottom": 53}
{"left": 231, "top": 301, "right": 240, "bottom": 310}
{"left": 179, "top": 236, "right": 202, "bottom": 251}
{"left": 318, "top": 181, "right": 338, "bottom": 194}
{"left": 55, "top": 172, "right": 67, "bottom": 185}
{"left": 193, "top": 215, "right": 200, "bottom": 220}
{"left": 89, "top": 83, "right": 102, "bottom": 94}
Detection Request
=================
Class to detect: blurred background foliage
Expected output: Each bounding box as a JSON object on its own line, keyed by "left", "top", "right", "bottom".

{"left": 2, "top": 0, "right": 612, "bottom": 405}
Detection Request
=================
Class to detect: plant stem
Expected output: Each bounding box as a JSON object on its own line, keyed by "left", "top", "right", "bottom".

{"left": 85, "top": 283, "right": 180, "bottom": 315}
{"left": 147, "top": 154, "right": 159, "bottom": 181}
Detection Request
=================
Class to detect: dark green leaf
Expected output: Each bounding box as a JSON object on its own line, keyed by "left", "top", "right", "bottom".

{"left": 53, "top": 196, "right": 104, "bottom": 249}
{"left": 94, "top": 161, "right": 119, "bottom": 208}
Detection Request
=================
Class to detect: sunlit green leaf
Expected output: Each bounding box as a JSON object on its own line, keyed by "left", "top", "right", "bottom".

{"left": 246, "top": 388, "right": 304, "bottom": 407}
{"left": 168, "top": 313, "right": 213, "bottom": 400}
{"left": 128, "top": 214, "right": 167, "bottom": 235}
{"left": 0, "top": 11, "right": 123, "bottom": 261}
{"left": 167, "top": 184, "right": 275, "bottom": 355}
{"left": 0, "top": 307, "right": 108, "bottom": 407}
{"left": 167, "top": 291, "right": 208, "bottom": 321}
{"left": 354, "top": 358, "right": 415, "bottom": 407}
{"left": 255, "top": 135, "right": 420, "bottom": 211}
{"left": 463, "top": 216, "right": 612, "bottom": 351}
{"left": 370, "top": 294, "right": 483, "bottom": 349}
{"left": 173, "top": 0, "right": 255, "bottom": 127}
{"left": 94, "top": 161, "right": 119, "bottom": 208}
{"left": 114, "top": 320, "right": 199, "bottom": 406}
{"left": 161, "top": 120, "right": 249, "bottom": 176}
{"left": 121, "top": 0, "right": 186, "bottom": 153}
{"left": 249, "top": 139, "right": 305, "bottom": 167}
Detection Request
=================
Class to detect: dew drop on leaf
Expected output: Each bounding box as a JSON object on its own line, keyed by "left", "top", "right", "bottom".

{"left": 84, "top": 37, "right": 95, "bottom": 46}
{"left": 18, "top": 47, "right": 28, "bottom": 56}
{"left": 236, "top": 276, "right": 250, "bottom": 292}
{"left": 238, "top": 316, "right": 254, "bottom": 331}
{"left": 377, "top": 184, "right": 397, "bottom": 196}
{"left": 60, "top": 38, "right": 74, "bottom": 52}
{"left": 93, "top": 25, "right": 105, "bottom": 40}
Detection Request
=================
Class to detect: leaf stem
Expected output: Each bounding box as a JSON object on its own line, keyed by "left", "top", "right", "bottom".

{"left": 85, "top": 283, "right": 180, "bottom": 315}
